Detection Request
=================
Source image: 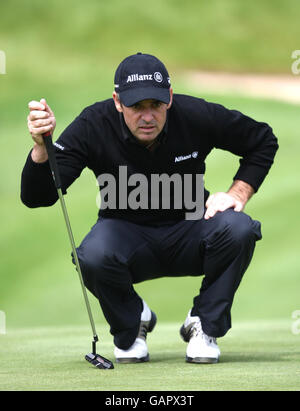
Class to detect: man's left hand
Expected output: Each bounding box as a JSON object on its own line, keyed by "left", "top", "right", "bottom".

{"left": 204, "top": 192, "right": 243, "bottom": 220}
{"left": 204, "top": 180, "right": 255, "bottom": 220}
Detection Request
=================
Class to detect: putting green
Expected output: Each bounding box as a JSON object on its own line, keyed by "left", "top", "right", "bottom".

{"left": 0, "top": 319, "right": 299, "bottom": 391}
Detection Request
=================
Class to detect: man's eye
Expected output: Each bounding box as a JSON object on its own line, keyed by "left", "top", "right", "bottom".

{"left": 152, "top": 101, "right": 162, "bottom": 108}
{"left": 131, "top": 101, "right": 162, "bottom": 110}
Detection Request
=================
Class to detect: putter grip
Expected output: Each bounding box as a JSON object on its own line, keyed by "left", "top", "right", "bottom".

{"left": 43, "top": 132, "right": 62, "bottom": 189}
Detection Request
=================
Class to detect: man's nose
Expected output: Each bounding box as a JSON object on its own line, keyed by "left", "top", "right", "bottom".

{"left": 141, "top": 108, "right": 154, "bottom": 123}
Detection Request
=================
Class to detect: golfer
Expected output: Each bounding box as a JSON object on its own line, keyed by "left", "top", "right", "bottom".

{"left": 22, "top": 52, "right": 278, "bottom": 364}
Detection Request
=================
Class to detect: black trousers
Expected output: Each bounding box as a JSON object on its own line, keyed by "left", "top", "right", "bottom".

{"left": 75, "top": 209, "right": 262, "bottom": 349}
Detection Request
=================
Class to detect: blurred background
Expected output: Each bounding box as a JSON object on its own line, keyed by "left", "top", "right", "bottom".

{"left": 0, "top": 0, "right": 299, "bottom": 332}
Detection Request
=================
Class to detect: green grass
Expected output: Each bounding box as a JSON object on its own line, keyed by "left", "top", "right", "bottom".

{"left": 0, "top": 320, "right": 299, "bottom": 391}
{"left": 1, "top": 0, "right": 299, "bottom": 73}
{"left": 1, "top": 0, "right": 299, "bottom": 391}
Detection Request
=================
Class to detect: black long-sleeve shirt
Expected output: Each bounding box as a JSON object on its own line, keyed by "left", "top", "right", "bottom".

{"left": 21, "top": 94, "right": 278, "bottom": 225}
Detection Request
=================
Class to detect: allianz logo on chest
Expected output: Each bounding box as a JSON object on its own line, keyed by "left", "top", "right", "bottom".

{"left": 174, "top": 151, "right": 198, "bottom": 163}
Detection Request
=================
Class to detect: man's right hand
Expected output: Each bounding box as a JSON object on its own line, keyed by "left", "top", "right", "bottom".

{"left": 27, "top": 98, "right": 56, "bottom": 163}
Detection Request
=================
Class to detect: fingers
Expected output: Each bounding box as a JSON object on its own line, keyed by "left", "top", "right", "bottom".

{"left": 28, "top": 110, "right": 50, "bottom": 122}
{"left": 28, "top": 99, "right": 46, "bottom": 112}
{"left": 28, "top": 121, "right": 54, "bottom": 138}
{"left": 204, "top": 192, "right": 243, "bottom": 220}
{"left": 28, "top": 109, "right": 49, "bottom": 122}
{"left": 39, "top": 98, "right": 54, "bottom": 116}
{"left": 27, "top": 110, "right": 53, "bottom": 135}
{"left": 27, "top": 98, "right": 56, "bottom": 140}
{"left": 233, "top": 202, "right": 243, "bottom": 212}
{"left": 28, "top": 98, "right": 52, "bottom": 113}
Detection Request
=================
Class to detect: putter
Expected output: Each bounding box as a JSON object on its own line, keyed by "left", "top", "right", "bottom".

{"left": 43, "top": 131, "right": 114, "bottom": 370}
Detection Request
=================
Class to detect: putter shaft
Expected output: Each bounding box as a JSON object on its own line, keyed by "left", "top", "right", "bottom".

{"left": 42, "top": 132, "right": 114, "bottom": 369}
{"left": 43, "top": 133, "right": 98, "bottom": 350}
{"left": 57, "top": 188, "right": 98, "bottom": 343}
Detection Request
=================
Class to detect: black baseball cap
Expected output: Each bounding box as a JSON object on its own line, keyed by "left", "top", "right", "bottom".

{"left": 114, "top": 52, "right": 171, "bottom": 107}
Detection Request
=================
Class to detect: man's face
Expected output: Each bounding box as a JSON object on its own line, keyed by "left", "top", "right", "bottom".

{"left": 113, "top": 89, "right": 173, "bottom": 146}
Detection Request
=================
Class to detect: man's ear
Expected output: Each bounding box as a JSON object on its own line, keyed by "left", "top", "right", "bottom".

{"left": 167, "top": 88, "right": 173, "bottom": 109}
{"left": 112, "top": 91, "right": 123, "bottom": 113}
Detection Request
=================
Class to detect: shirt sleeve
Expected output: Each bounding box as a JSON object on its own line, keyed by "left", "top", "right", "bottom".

{"left": 21, "top": 110, "right": 90, "bottom": 208}
{"left": 205, "top": 101, "right": 279, "bottom": 192}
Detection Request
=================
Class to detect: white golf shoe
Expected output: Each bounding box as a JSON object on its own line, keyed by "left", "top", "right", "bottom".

{"left": 114, "top": 300, "right": 157, "bottom": 363}
{"left": 180, "top": 310, "right": 220, "bottom": 364}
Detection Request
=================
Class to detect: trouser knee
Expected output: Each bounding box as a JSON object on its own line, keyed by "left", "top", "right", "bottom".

{"left": 214, "top": 209, "right": 262, "bottom": 248}
{"left": 202, "top": 210, "right": 262, "bottom": 277}
{"left": 75, "top": 246, "right": 133, "bottom": 297}
{"left": 230, "top": 212, "right": 258, "bottom": 244}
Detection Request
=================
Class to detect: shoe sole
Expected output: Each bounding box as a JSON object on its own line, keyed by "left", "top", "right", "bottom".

{"left": 116, "top": 354, "right": 150, "bottom": 364}
{"left": 186, "top": 355, "right": 219, "bottom": 364}
{"left": 115, "top": 311, "right": 156, "bottom": 364}
{"left": 181, "top": 324, "right": 219, "bottom": 364}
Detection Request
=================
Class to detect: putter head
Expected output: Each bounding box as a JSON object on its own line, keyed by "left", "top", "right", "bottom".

{"left": 85, "top": 353, "right": 114, "bottom": 369}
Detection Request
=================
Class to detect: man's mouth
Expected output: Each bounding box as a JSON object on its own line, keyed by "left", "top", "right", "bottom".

{"left": 139, "top": 125, "right": 156, "bottom": 132}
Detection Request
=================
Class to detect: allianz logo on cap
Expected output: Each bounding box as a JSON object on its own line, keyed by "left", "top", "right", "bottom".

{"left": 126, "top": 72, "right": 164, "bottom": 83}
